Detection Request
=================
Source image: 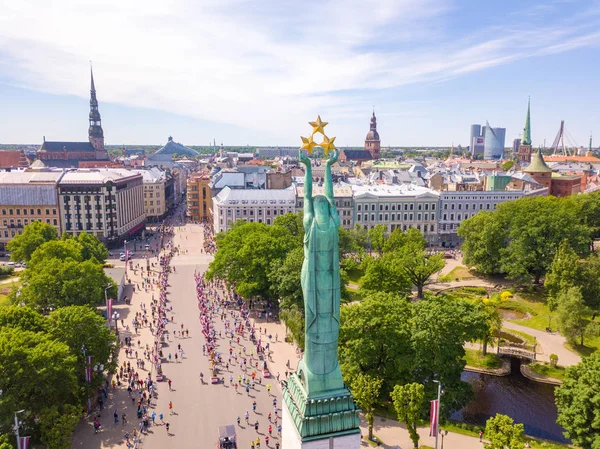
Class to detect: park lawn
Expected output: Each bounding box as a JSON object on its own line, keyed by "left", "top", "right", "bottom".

{"left": 528, "top": 362, "right": 568, "bottom": 382}
{"left": 463, "top": 349, "right": 502, "bottom": 369}
{"left": 438, "top": 265, "right": 476, "bottom": 282}
{"left": 507, "top": 289, "right": 553, "bottom": 332}
{"left": 0, "top": 280, "right": 20, "bottom": 306}
{"left": 565, "top": 333, "right": 600, "bottom": 357}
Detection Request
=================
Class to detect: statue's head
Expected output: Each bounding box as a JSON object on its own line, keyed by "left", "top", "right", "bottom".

{"left": 313, "top": 195, "right": 330, "bottom": 225}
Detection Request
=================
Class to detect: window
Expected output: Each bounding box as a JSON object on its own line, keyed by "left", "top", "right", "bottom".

{"left": 30, "top": 209, "right": 34, "bottom": 215}
{"left": 379, "top": 214, "right": 382, "bottom": 221}
{"left": 384, "top": 214, "right": 388, "bottom": 221}
{"left": 391, "top": 213, "right": 395, "bottom": 221}
{"left": 357, "top": 214, "right": 361, "bottom": 222}
{"left": 1, "top": 210, "right": 4, "bottom": 215}
{"left": 486, "top": 204, "right": 490, "bottom": 210}
{"left": 9, "top": 209, "right": 13, "bottom": 215}
{"left": 23, "top": 209, "right": 27, "bottom": 215}
{"left": 371, "top": 204, "right": 376, "bottom": 211}
{"left": 458, "top": 204, "right": 462, "bottom": 210}
{"left": 451, "top": 204, "right": 455, "bottom": 210}
{"left": 418, "top": 204, "right": 422, "bottom": 210}
{"left": 37, "top": 209, "right": 41, "bottom": 215}
{"left": 450, "top": 214, "right": 454, "bottom": 220}
{"left": 443, "top": 214, "right": 447, "bottom": 220}
{"left": 432, "top": 204, "right": 436, "bottom": 211}
{"left": 371, "top": 214, "right": 375, "bottom": 221}
{"left": 358, "top": 205, "right": 361, "bottom": 211}
{"left": 410, "top": 204, "right": 414, "bottom": 210}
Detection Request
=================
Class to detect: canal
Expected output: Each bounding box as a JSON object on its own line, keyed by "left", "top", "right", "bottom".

{"left": 451, "top": 358, "right": 569, "bottom": 443}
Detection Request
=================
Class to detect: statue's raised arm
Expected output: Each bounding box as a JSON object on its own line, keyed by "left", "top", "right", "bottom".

{"left": 299, "top": 150, "right": 314, "bottom": 228}
{"left": 324, "top": 149, "right": 339, "bottom": 220}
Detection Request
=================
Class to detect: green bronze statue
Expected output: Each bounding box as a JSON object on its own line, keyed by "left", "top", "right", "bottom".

{"left": 297, "top": 148, "right": 346, "bottom": 397}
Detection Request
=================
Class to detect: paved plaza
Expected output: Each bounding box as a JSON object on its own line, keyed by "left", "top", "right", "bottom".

{"left": 71, "top": 221, "right": 487, "bottom": 449}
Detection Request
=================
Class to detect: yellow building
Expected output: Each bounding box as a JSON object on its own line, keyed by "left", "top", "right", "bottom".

{"left": 187, "top": 171, "right": 211, "bottom": 222}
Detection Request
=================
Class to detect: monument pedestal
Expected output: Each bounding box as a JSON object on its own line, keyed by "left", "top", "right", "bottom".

{"left": 282, "top": 373, "right": 361, "bottom": 449}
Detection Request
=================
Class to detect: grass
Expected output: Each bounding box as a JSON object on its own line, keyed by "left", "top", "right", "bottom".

{"left": 501, "top": 327, "right": 536, "bottom": 344}
{"left": 498, "top": 300, "right": 536, "bottom": 315}
{"left": 463, "top": 348, "right": 502, "bottom": 369}
{"left": 0, "top": 280, "right": 20, "bottom": 306}
{"left": 528, "top": 362, "right": 568, "bottom": 381}
{"left": 565, "top": 338, "right": 600, "bottom": 357}
{"left": 506, "top": 289, "right": 554, "bottom": 332}
{"left": 437, "top": 265, "right": 476, "bottom": 282}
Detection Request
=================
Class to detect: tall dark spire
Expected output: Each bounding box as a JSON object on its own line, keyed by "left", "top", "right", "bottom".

{"left": 88, "top": 65, "right": 105, "bottom": 150}
{"left": 370, "top": 110, "right": 377, "bottom": 131}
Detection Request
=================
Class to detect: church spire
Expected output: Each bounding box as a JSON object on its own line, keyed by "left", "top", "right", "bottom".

{"left": 522, "top": 97, "right": 531, "bottom": 146}
{"left": 88, "top": 65, "right": 105, "bottom": 151}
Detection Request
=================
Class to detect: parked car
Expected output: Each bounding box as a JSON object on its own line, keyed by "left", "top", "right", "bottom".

{"left": 119, "top": 254, "right": 126, "bottom": 261}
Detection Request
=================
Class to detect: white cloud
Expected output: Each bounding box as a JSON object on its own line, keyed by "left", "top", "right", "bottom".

{"left": 0, "top": 0, "right": 598, "bottom": 144}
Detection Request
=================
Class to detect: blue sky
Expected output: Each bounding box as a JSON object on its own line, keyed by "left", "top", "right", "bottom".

{"left": 0, "top": 0, "right": 599, "bottom": 147}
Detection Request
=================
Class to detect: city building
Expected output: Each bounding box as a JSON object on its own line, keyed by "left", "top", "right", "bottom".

{"left": 517, "top": 98, "right": 533, "bottom": 163}
{"left": 131, "top": 168, "right": 167, "bottom": 221}
{"left": 187, "top": 171, "right": 212, "bottom": 222}
{"left": 0, "top": 170, "right": 63, "bottom": 252}
{"left": 146, "top": 136, "right": 199, "bottom": 169}
{"left": 266, "top": 170, "right": 292, "bottom": 189}
{"left": 338, "top": 149, "right": 373, "bottom": 164}
{"left": 0, "top": 151, "right": 30, "bottom": 170}
{"left": 438, "top": 190, "right": 527, "bottom": 247}
{"left": 36, "top": 68, "right": 111, "bottom": 168}
{"left": 350, "top": 184, "right": 440, "bottom": 244}
{"left": 295, "top": 183, "right": 353, "bottom": 229}
{"left": 57, "top": 169, "right": 145, "bottom": 245}
{"left": 470, "top": 124, "right": 485, "bottom": 157}
{"left": 364, "top": 111, "right": 381, "bottom": 159}
{"left": 257, "top": 147, "right": 299, "bottom": 159}
{"left": 483, "top": 125, "right": 506, "bottom": 160}
{"left": 212, "top": 186, "right": 296, "bottom": 233}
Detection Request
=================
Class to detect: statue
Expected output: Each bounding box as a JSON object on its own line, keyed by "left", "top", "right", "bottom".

{"left": 282, "top": 116, "right": 361, "bottom": 445}
{"left": 297, "top": 146, "right": 345, "bottom": 397}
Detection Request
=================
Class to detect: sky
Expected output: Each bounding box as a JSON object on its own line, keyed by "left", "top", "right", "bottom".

{"left": 0, "top": 0, "right": 599, "bottom": 148}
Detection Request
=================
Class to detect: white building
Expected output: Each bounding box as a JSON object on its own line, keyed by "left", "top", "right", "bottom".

{"left": 57, "top": 169, "right": 145, "bottom": 245}
{"left": 438, "top": 190, "right": 524, "bottom": 247}
{"left": 213, "top": 186, "right": 296, "bottom": 233}
{"left": 351, "top": 184, "right": 440, "bottom": 244}
{"left": 131, "top": 167, "right": 167, "bottom": 221}
{"left": 295, "top": 183, "right": 354, "bottom": 229}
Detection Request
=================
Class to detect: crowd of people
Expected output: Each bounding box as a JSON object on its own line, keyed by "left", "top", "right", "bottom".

{"left": 194, "top": 273, "right": 282, "bottom": 449}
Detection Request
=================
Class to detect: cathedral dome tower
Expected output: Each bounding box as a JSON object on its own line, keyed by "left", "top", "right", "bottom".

{"left": 364, "top": 111, "right": 381, "bottom": 159}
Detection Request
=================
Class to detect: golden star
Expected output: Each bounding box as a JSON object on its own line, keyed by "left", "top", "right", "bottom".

{"left": 309, "top": 115, "right": 328, "bottom": 136}
{"left": 320, "top": 135, "right": 336, "bottom": 155}
{"left": 300, "top": 135, "right": 318, "bottom": 154}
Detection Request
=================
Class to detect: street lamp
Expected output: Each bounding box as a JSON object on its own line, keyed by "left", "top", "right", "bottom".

{"left": 112, "top": 311, "right": 120, "bottom": 334}
{"left": 433, "top": 380, "right": 442, "bottom": 449}
{"left": 439, "top": 429, "right": 448, "bottom": 449}
{"left": 14, "top": 409, "right": 25, "bottom": 449}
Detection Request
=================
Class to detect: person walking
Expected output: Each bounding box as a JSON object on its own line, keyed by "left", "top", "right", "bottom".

{"left": 166, "top": 421, "right": 170, "bottom": 433}
{"left": 169, "top": 401, "right": 173, "bottom": 414}
{"left": 168, "top": 379, "right": 172, "bottom": 391}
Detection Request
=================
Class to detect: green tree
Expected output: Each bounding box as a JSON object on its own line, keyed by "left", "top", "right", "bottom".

{"left": 269, "top": 246, "right": 304, "bottom": 310}
{"left": 0, "top": 435, "right": 12, "bottom": 449}
{"left": 360, "top": 254, "right": 412, "bottom": 296}
{"left": 391, "top": 383, "right": 425, "bottom": 449}
{"left": 0, "top": 305, "right": 47, "bottom": 332}
{"left": 18, "top": 259, "right": 113, "bottom": 310}
{"left": 478, "top": 302, "right": 502, "bottom": 356}
{"left": 544, "top": 241, "right": 582, "bottom": 310}
{"left": 6, "top": 221, "right": 58, "bottom": 262}
{"left": 499, "top": 197, "right": 590, "bottom": 284}
{"left": 48, "top": 306, "right": 118, "bottom": 385}
{"left": 368, "top": 224, "right": 387, "bottom": 255}
{"left": 483, "top": 413, "right": 525, "bottom": 449}
{"left": 75, "top": 232, "right": 109, "bottom": 264}
{"left": 411, "top": 296, "right": 488, "bottom": 414}
{"left": 383, "top": 227, "right": 408, "bottom": 253}
{"left": 349, "top": 223, "right": 369, "bottom": 252}
{"left": 273, "top": 212, "right": 304, "bottom": 246}
{"left": 397, "top": 242, "right": 445, "bottom": 299}
{"left": 339, "top": 292, "right": 414, "bottom": 396}
{"left": 0, "top": 329, "right": 78, "bottom": 435}
{"left": 556, "top": 287, "right": 592, "bottom": 346}
{"left": 39, "top": 404, "right": 80, "bottom": 449}
{"left": 279, "top": 304, "right": 305, "bottom": 350}
{"left": 556, "top": 353, "right": 600, "bottom": 448}
{"left": 207, "top": 221, "right": 296, "bottom": 301}
{"left": 0, "top": 265, "right": 14, "bottom": 277}
{"left": 349, "top": 374, "right": 382, "bottom": 440}
{"left": 458, "top": 211, "right": 508, "bottom": 275}
{"left": 28, "top": 239, "right": 84, "bottom": 269}
{"left": 501, "top": 160, "right": 516, "bottom": 171}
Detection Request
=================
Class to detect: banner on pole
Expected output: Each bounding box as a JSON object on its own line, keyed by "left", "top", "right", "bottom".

{"left": 19, "top": 436, "right": 30, "bottom": 449}
{"left": 429, "top": 399, "right": 439, "bottom": 437}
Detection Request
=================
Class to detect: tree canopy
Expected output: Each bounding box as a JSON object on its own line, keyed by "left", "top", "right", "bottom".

{"left": 458, "top": 196, "right": 592, "bottom": 283}
{"left": 6, "top": 221, "right": 58, "bottom": 262}
{"left": 556, "top": 353, "right": 600, "bottom": 448}
{"left": 340, "top": 292, "right": 488, "bottom": 415}
{"left": 391, "top": 382, "right": 425, "bottom": 449}
{"left": 483, "top": 413, "right": 525, "bottom": 449}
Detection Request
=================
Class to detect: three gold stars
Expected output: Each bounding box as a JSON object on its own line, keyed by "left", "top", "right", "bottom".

{"left": 300, "top": 115, "right": 336, "bottom": 155}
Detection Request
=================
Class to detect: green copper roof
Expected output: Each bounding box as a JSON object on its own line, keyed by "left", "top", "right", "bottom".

{"left": 522, "top": 97, "right": 531, "bottom": 146}
{"left": 524, "top": 149, "right": 552, "bottom": 173}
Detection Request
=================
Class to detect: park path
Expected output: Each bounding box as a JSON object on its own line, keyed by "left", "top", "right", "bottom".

{"left": 503, "top": 321, "right": 581, "bottom": 367}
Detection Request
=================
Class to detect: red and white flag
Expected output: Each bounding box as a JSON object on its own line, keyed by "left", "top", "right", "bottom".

{"left": 107, "top": 298, "right": 113, "bottom": 322}
{"left": 429, "top": 399, "right": 439, "bottom": 437}
{"left": 85, "top": 356, "right": 93, "bottom": 383}
{"left": 19, "top": 436, "right": 30, "bottom": 449}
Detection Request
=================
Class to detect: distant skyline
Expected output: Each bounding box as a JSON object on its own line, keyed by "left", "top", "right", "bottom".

{"left": 1, "top": 0, "right": 599, "bottom": 147}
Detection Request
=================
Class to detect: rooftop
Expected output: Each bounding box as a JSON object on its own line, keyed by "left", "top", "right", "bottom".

{"left": 351, "top": 183, "right": 439, "bottom": 198}
{"left": 58, "top": 168, "right": 142, "bottom": 185}
{"left": 214, "top": 186, "right": 296, "bottom": 204}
